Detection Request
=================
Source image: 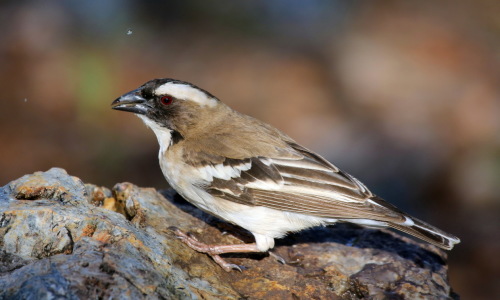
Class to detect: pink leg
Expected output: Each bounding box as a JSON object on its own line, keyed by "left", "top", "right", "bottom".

{"left": 170, "top": 227, "right": 263, "bottom": 272}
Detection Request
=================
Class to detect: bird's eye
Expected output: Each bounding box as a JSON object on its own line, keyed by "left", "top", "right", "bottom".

{"left": 160, "top": 95, "right": 174, "bottom": 106}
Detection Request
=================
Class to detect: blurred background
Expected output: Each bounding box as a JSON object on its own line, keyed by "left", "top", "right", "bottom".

{"left": 0, "top": 0, "right": 498, "bottom": 298}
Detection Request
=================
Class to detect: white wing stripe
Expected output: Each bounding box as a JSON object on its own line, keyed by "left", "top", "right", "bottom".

{"left": 280, "top": 172, "right": 359, "bottom": 190}
{"left": 269, "top": 158, "right": 333, "bottom": 172}
{"left": 198, "top": 161, "right": 252, "bottom": 181}
{"left": 403, "top": 216, "right": 415, "bottom": 226}
{"left": 245, "top": 179, "right": 284, "bottom": 190}
{"left": 261, "top": 186, "right": 363, "bottom": 203}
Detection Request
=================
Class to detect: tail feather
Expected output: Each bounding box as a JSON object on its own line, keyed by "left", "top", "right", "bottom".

{"left": 361, "top": 196, "right": 460, "bottom": 250}
{"left": 389, "top": 217, "right": 460, "bottom": 250}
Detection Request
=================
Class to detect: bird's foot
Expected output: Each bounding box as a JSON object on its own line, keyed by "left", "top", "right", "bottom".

{"left": 169, "top": 226, "right": 260, "bottom": 272}
{"left": 269, "top": 251, "right": 286, "bottom": 264}
{"left": 211, "top": 255, "right": 247, "bottom": 272}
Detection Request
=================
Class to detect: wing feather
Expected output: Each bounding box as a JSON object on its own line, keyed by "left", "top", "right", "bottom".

{"left": 193, "top": 142, "right": 407, "bottom": 224}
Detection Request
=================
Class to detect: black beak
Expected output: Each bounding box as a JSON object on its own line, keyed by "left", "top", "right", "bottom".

{"left": 111, "top": 89, "right": 149, "bottom": 115}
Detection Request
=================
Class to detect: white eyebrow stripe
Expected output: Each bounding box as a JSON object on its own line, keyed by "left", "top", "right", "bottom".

{"left": 154, "top": 82, "right": 217, "bottom": 107}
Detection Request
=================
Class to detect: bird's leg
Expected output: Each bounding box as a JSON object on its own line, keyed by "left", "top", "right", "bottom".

{"left": 170, "top": 227, "right": 262, "bottom": 272}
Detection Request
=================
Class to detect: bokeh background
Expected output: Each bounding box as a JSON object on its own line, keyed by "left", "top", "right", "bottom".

{"left": 1, "top": 1, "right": 498, "bottom": 298}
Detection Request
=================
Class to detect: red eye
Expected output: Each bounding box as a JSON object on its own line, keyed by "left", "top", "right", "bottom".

{"left": 160, "top": 95, "right": 173, "bottom": 105}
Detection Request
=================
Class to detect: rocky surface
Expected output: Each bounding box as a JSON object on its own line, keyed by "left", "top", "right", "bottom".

{"left": 0, "top": 168, "right": 458, "bottom": 299}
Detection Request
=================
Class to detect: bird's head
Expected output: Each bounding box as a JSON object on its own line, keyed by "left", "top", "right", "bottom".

{"left": 112, "top": 78, "right": 225, "bottom": 140}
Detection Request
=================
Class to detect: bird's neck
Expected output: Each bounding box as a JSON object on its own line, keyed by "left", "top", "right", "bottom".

{"left": 137, "top": 114, "right": 174, "bottom": 154}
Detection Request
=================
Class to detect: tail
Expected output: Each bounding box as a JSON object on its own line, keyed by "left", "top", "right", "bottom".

{"left": 388, "top": 216, "right": 460, "bottom": 250}
{"left": 345, "top": 196, "right": 461, "bottom": 250}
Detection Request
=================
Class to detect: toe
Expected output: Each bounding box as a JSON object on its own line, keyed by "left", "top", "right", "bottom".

{"left": 269, "top": 251, "right": 287, "bottom": 265}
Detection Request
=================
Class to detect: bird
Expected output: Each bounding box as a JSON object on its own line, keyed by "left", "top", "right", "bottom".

{"left": 111, "top": 78, "right": 460, "bottom": 271}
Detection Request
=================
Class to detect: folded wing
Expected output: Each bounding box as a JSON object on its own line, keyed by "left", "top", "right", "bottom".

{"left": 205, "top": 143, "right": 391, "bottom": 219}
{"left": 200, "top": 142, "right": 460, "bottom": 249}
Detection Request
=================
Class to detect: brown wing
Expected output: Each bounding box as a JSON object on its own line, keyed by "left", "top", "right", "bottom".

{"left": 189, "top": 141, "right": 460, "bottom": 250}
{"left": 200, "top": 142, "right": 406, "bottom": 224}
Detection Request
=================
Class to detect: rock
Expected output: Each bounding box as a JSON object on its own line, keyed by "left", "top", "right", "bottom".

{"left": 0, "top": 168, "right": 459, "bottom": 299}
{"left": 9, "top": 168, "right": 87, "bottom": 206}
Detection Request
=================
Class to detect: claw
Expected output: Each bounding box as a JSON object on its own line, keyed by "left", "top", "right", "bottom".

{"left": 269, "top": 251, "right": 287, "bottom": 265}
{"left": 168, "top": 226, "right": 180, "bottom": 232}
{"left": 186, "top": 232, "right": 199, "bottom": 241}
{"left": 232, "top": 264, "right": 247, "bottom": 272}
{"left": 212, "top": 255, "right": 247, "bottom": 272}
{"left": 169, "top": 227, "right": 189, "bottom": 239}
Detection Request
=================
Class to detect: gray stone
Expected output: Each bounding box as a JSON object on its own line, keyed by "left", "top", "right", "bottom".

{"left": 0, "top": 168, "right": 459, "bottom": 299}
